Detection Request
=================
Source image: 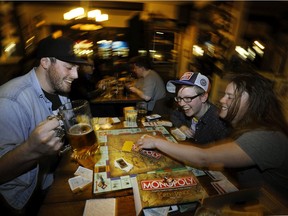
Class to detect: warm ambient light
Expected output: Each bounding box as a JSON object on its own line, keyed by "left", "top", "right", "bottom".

{"left": 235, "top": 46, "right": 249, "bottom": 60}
{"left": 64, "top": 7, "right": 108, "bottom": 22}
{"left": 252, "top": 45, "right": 264, "bottom": 56}
{"left": 96, "top": 14, "right": 109, "bottom": 22}
{"left": 87, "top": 9, "right": 101, "bottom": 18}
{"left": 74, "top": 40, "right": 94, "bottom": 56}
{"left": 253, "top": 40, "right": 265, "bottom": 50}
{"left": 70, "top": 23, "right": 103, "bottom": 31}
{"left": 192, "top": 45, "right": 204, "bottom": 56}
{"left": 4, "top": 42, "right": 16, "bottom": 53}
{"left": 63, "top": 7, "right": 85, "bottom": 20}
{"left": 64, "top": 7, "right": 108, "bottom": 31}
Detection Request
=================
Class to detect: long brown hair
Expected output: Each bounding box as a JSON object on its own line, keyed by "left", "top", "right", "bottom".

{"left": 224, "top": 72, "right": 288, "bottom": 137}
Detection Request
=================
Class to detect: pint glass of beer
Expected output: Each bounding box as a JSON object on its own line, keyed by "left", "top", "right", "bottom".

{"left": 136, "top": 101, "right": 148, "bottom": 122}
{"left": 59, "top": 100, "right": 98, "bottom": 158}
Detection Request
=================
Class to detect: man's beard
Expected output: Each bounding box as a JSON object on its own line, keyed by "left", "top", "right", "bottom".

{"left": 48, "top": 67, "right": 71, "bottom": 95}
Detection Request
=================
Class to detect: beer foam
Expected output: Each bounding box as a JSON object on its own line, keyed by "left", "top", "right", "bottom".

{"left": 68, "top": 123, "right": 93, "bottom": 135}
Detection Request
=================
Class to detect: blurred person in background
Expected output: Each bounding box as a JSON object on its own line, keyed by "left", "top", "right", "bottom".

{"left": 70, "top": 57, "right": 98, "bottom": 100}
{"left": 0, "top": 36, "right": 87, "bottom": 215}
{"left": 168, "top": 72, "right": 230, "bottom": 144}
{"left": 136, "top": 71, "right": 288, "bottom": 205}
{"left": 127, "top": 56, "right": 166, "bottom": 112}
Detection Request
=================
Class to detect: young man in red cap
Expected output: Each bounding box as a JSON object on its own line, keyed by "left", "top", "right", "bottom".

{"left": 0, "top": 36, "right": 87, "bottom": 214}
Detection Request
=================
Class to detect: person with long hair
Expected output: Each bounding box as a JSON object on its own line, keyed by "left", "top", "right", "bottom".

{"left": 136, "top": 71, "right": 288, "bottom": 205}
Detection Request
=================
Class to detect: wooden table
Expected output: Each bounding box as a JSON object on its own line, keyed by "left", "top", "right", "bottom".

{"left": 38, "top": 123, "right": 220, "bottom": 216}
{"left": 38, "top": 151, "right": 137, "bottom": 216}
{"left": 89, "top": 93, "right": 143, "bottom": 117}
{"left": 90, "top": 92, "right": 142, "bottom": 104}
{"left": 37, "top": 117, "right": 288, "bottom": 216}
{"left": 38, "top": 151, "right": 288, "bottom": 216}
{"left": 38, "top": 154, "right": 220, "bottom": 216}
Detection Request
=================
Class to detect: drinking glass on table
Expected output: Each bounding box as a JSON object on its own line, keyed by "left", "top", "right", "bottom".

{"left": 59, "top": 100, "right": 99, "bottom": 160}
{"left": 124, "top": 106, "right": 135, "bottom": 121}
{"left": 136, "top": 101, "right": 148, "bottom": 122}
{"left": 123, "top": 106, "right": 137, "bottom": 127}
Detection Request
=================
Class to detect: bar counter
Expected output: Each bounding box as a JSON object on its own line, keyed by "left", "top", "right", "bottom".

{"left": 89, "top": 92, "right": 143, "bottom": 117}
{"left": 90, "top": 92, "right": 142, "bottom": 104}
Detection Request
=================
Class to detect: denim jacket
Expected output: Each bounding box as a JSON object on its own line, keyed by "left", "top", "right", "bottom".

{"left": 0, "top": 69, "right": 69, "bottom": 210}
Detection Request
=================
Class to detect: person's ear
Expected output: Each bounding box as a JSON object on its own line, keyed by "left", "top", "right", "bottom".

{"left": 200, "top": 92, "right": 209, "bottom": 103}
{"left": 40, "top": 57, "right": 51, "bottom": 70}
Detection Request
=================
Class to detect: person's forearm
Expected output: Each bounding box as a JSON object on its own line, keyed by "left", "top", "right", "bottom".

{"left": 0, "top": 142, "right": 39, "bottom": 184}
{"left": 154, "top": 139, "right": 207, "bottom": 167}
{"left": 132, "top": 87, "right": 151, "bottom": 101}
{"left": 154, "top": 138, "right": 253, "bottom": 169}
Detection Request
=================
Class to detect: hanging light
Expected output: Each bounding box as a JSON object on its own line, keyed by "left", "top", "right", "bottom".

{"left": 63, "top": 7, "right": 108, "bottom": 31}
{"left": 63, "top": 7, "right": 85, "bottom": 20}
{"left": 63, "top": 7, "right": 108, "bottom": 22}
{"left": 96, "top": 14, "right": 109, "bottom": 22}
{"left": 87, "top": 9, "right": 101, "bottom": 19}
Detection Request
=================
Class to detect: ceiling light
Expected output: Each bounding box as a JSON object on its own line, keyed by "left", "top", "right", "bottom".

{"left": 96, "top": 14, "right": 109, "bottom": 22}
{"left": 64, "top": 7, "right": 108, "bottom": 22}
{"left": 63, "top": 7, "right": 85, "bottom": 20}
{"left": 253, "top": 40, "right": 265, "bottom": 50}
{"left": 64, "top": 7, "right": 108, "bottom": 31}
{"left": 87, "top": 10, "right": 101, "bottom": 18}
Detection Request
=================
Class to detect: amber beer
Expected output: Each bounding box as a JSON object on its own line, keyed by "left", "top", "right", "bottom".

{"left": 137, "top": 109, "right": 147, "bottom": 121}
{"left": 67, "top": 123, "right": 96, "bottom": 151}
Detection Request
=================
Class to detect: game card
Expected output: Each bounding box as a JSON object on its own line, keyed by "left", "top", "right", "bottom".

{"left": 111, "top": 117, "right": 121, "bottom": 124}
{"left": 206, "top": 170, "right": 227, "bottom": 181}
{"left": 116, "top": 158, "right": 128, "bottom": 169}
{"left": 100, "top": 123, "right": 112, "bottom": 129}
{"left": 114, "top": 158, "right": 133, "bottom": 172}
{"left": 122, "top": 141, "right": 134, "bottom": 152}
{"left": 68, "top": 175, "right": 92, "bottom": 192}
{"left": 74, "top": 166, "right": 93, "bottom": 180}
{"left": 98, "top": 117, "right": 108, "bottom": 125}
{"left": 212, "top": 179, "right": 238, "bottom": 194}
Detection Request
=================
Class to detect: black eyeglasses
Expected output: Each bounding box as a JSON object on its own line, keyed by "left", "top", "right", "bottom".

{"left": 174, "top": 93, "right": 203, "bottom": 103}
